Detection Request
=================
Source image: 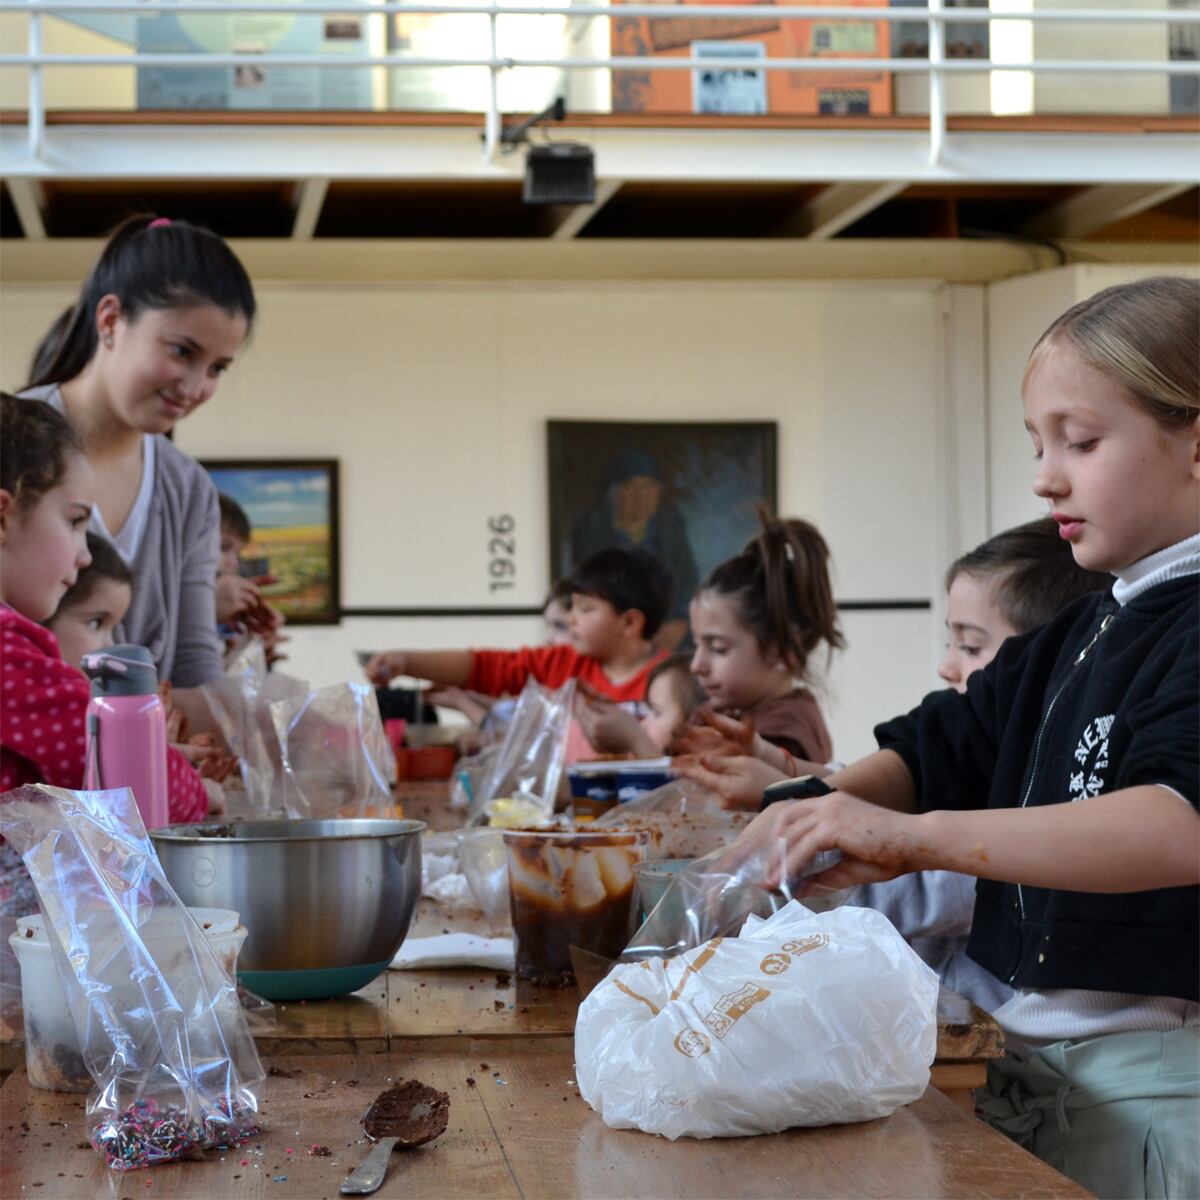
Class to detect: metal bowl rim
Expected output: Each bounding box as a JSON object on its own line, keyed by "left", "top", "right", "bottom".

{"left": 149, "top": 817, "right": 428, "bottom": 845}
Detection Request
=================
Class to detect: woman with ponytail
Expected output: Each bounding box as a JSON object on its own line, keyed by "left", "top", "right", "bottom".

{"left": 21, "top": 214, "right": 257, "bottom": 693}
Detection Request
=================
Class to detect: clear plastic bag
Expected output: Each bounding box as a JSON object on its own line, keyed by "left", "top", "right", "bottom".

{"left": 0, "top": 784, "right": 265, "bottom": 1169}
{"left": 200, "top": 658, "right": 310, "bottom": 815}
{"left": 625, "top": 837, "right": 846, "bottom": 962}
{"left": 576, "top": 899, "right": 941, "bottom": 1138}
{"left": 592, "top": 778, "right": 754, "bottom": 861}
{"left": 269, "top": 682, "right": 396, "bottom": 819}
{"left": 469, "top": 677, "right": 576, "bottom": 824}
{"left": 456, "top": 828, "right": 512, "bottom": 934}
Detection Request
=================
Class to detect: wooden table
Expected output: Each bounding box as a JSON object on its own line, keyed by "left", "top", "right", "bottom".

{"left": 0, "top": 1041, "right": 1089, "bottom": 1200}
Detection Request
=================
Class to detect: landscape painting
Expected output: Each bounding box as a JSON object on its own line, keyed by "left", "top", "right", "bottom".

{"left": 201, "top": 458, "right": 340, "bottom": 624}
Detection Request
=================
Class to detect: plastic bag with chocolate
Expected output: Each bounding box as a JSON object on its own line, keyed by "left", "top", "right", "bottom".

{"left": 0, "top": 784, "right": 264, "bottom": 1169}
{"left": 623, "top": 836, "right": 846, "bottom": 963}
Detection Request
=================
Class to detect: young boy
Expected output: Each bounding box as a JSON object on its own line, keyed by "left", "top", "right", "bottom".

{"left": 215, "top": 492, "right": 286, "bottom": 663}
{"left": 365, "top": 546, "right": 674, "bottom": 704}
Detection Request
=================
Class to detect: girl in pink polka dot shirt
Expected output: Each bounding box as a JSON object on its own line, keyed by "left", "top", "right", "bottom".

{"left": 1, "top": 397, "right": 208, "bottom": 875}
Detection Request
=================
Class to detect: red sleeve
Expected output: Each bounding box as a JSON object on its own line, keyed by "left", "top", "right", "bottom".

{"left": 0, "top": 622, "right": 91, "bottom": 791}
{"left": 167, "top": 749, "right": 209, "bottom": 824}
{"left": 466, "top": 644, "right": 583, "bottom": 697}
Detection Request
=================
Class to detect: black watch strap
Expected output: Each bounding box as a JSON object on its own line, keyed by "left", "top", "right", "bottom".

{"left": 761, "top": 774, "right": 835, "bottom": 810}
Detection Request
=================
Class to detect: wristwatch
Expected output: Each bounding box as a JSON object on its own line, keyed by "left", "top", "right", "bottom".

{"left": 761, "top": 774, "right": 835, "bottom": 810}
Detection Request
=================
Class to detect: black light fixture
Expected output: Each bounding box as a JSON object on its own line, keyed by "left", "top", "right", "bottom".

{"left": 499, "top": 97, "right": 596, "bottom": 205}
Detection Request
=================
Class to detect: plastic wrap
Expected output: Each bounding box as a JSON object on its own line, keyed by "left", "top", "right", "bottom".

{"left": 455, "top": 829, "right": 512, "bottom": 934}
{"left": 0, "top": 784, "right": 264, "bottom": 1169}
{"left": 592, "top": 778, "right": 754, "bottom": 861}
{"left": 269, "top": 682, "right": 396, "bottom": 819}
{"left": 200, "top": 654, "right": 310, "bottom": 814}
{"left": 575, "top": 900, "right": 941, "bottom": 1138}
{"left": 624, "top": 837, "right": 845, "bottom": 962}
{"left": 467, "top": 678, "right": 575, "bottom": 824}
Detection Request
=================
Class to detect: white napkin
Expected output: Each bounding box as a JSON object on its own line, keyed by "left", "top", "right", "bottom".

{"left": 389, "top": 933, "right": 515, "bottom": 971}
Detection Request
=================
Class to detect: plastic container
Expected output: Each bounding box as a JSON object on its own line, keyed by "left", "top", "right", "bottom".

{"left": 409, "top": 745, "right": 456, "bottom": 780}
{"left": 567, "top": 766, "right": 619, "bottom": 823}
{"left": 633, "top": 858, "right": 693, "bottom": 920}
{"left": 616, "top": 765, "right": 675, "bottom": 804}
{"left": 503, "top": 827, "right": 649, "bottom": 986}
{"left": 8, "top": 907, "right": 247, "bottom": 1093}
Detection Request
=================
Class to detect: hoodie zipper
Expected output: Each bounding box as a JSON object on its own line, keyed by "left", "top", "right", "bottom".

{"left": 1009, "top": 611, "right": 1115, "bottom": 981}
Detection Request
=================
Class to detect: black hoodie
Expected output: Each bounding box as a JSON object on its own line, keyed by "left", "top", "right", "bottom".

{"left": 874, "top": 575, "right": 1199, "bottom": 1001}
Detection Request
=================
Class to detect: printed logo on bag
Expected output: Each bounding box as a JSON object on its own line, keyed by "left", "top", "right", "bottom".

{"left": 1068, "top": 713, "right": 1114, "bottom": 801}
{"left": 701, "top": 982, "right": 771, "bottom": 1039}
{"left": 761, "top": 933, "right": 830, "bottom": 976}
{"left": 673, "top": 1028, "right": 712, "bottom": 1059}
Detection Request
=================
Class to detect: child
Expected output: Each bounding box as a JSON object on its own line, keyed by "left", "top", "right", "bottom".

{"left": 365, "top": 545, "right": 674, "bottom": 705}
{"left": 43, "top": 531, "right": 132, "bottom": 669}
{"left": 0, "top": 395, "right": 215, "bottom": 829}
{"left": 578, "top": 652, "right": 707, "bottom": 757}
{"left": 21, "top": 214, "right": 256, "bottom": 698}
{"left": 542, "top": 577, "right": 574, "bottom": 646}
{"left": 215, "top": 492, "right": 285, "bottom": 663}
{"left": 689, "top": 512, "right": 843, "bottom": 765}
{"left": 731, "top": 277, "right": 1199, "bottom": 1199}
{"left": 854, "top": 517, "right": 1110, "bottom": 1013}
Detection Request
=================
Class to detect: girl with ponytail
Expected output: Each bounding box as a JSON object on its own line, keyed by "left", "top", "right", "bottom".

{"left": 21, "top": 214, "right": 258, "bottom": 693}
{"left": 687, "top": 512, "right": 844, "bottom": 766}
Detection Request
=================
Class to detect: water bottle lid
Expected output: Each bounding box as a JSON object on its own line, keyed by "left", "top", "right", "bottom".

{"left": 81, "top": 644, "right": 160, "bottom": 696}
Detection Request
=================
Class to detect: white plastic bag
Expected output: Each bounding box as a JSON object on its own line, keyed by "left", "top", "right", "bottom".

{"left": 575, "top": 900, "right": 939, "bottom": 1140}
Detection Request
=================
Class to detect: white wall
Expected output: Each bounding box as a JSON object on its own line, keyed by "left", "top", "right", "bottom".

{"left": 1, "top": 277, "right": 982, "bottom": 762}
{"left": 986, "top": 261, "right": 1200, "bottom": 535}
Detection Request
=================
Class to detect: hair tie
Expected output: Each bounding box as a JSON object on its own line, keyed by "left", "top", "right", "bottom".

{"left": 148, "top": 217, "right": 172, "bottom": 229}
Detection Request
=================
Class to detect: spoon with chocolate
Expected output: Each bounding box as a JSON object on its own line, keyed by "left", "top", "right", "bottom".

{"left": 339, "top": 1080, "right": 450, "bottom": 1196}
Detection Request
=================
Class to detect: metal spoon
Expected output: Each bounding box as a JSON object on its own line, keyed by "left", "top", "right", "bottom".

{"left": 340, "top": 1082, "right": 449, "bottom": 1196}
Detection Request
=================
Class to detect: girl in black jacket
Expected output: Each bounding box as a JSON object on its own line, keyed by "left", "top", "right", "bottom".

{"left": 730, "top": 277, "right": 1199, "bottom": 1199}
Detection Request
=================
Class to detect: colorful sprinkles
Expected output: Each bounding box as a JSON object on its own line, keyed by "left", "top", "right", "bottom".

{"left": 90, "top": 1097, "right": 260, "bottom": 1171}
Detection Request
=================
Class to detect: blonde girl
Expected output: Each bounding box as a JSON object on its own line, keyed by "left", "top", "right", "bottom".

{"left": 729, "top": 276, "right": 1200, "bottom": 1199}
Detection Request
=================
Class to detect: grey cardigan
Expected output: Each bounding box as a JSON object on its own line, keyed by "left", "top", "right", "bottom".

{"left": 24, "top": 384, "right": 225, "bottom": 687}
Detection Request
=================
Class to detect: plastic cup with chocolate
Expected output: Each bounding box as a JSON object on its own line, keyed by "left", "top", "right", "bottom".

{"left": 502, "top": 827, "right": 649, "bottom": 987}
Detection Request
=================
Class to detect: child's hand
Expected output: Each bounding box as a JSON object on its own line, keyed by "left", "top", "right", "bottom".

{"left": 201, "top": 778, "right": 227, "bottom": 817}
{"left": 365, "top": 651, "right": 406, "bottom": 686}
{"left": 726, "top": 792, "right": 928, "bottom": 891}
{"left": 216, "top": 573, "right": 264, "bottom": 625}
{"left": 577, "top": 684, "right": 660, "bottom": 757}
{"left": 671, "top": 753, "right": 787, "bottom": 810}
{"left": 671, "top": 709, "right": 797, "bottom": 776}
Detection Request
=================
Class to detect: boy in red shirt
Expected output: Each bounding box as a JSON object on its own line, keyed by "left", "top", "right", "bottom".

{"left": 365, "top": 546, "right": 674, "bottom": 705}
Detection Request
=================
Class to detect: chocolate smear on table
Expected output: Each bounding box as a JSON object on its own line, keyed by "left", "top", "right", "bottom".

{"left": 362, "top": 1081, "right": 450, "bottom": 1146}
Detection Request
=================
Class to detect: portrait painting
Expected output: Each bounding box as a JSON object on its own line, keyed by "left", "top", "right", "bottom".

{"left": 547, "top": 421, "right": 777, "bottom": 647}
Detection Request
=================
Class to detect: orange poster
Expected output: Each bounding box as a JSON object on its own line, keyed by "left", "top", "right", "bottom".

{"left": 611, "top": 0, "right": 892, "bottom": 116}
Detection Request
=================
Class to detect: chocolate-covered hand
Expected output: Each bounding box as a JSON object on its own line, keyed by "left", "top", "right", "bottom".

{"left": 671, "top": 753, "right": 787, "bottom": 811}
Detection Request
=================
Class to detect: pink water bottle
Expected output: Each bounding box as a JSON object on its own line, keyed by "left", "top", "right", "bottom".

{"left": 82, "top": 645, "right": 169, "bottom": 830}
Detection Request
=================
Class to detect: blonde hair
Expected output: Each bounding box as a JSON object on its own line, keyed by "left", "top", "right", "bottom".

{"left": 1024, "top": 276, "right": 1199, "bottom": 429}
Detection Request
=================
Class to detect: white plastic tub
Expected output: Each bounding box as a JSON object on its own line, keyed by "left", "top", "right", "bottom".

{"left": 8, "top": 907, "right": 247, "bottom": 1092}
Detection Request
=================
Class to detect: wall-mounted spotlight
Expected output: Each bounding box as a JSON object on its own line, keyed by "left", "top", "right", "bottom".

{"left": 499, "top": 97, "right": 596, "bottom": 205}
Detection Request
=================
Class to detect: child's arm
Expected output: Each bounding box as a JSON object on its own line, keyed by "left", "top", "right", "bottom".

{"left": 740, "top": 785, "right": 1199, "bottom": 894}
{"left": 365, "top": 650, "right": 473, "bottom": 688}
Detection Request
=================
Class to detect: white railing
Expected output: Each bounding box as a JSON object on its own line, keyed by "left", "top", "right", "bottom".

{"left": 2, "top": 1, "right": 1197, "bottom": 164}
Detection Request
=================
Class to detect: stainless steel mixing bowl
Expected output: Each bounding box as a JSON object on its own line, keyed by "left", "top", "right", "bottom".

{"left": 151, "top": 818, "right": 425, "bottom": 1000}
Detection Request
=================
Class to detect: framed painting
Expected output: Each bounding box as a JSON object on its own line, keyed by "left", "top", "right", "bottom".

{"left": 547, "top": 421, "right": 777, "bottom": 645}
{"left": 200, "top": 458, "right": 341, "bottom": 625}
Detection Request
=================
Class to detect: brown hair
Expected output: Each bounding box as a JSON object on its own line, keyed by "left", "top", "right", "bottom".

{"left": 218, "top": 492, "right": 252, "bottom": 543}
{"left": 0, "top": 392, "right": 83, "bottom": 513}
{"left": 1024, "top": 276, "right": 1199, "bottom": 429}
{"left": 50, "top": 532, "right": 132, "bottom": 616}
{"left": 947, "top": 517, "right": 1111, "bottom": 635}
{"left": 647, "top": 652, "right": 706, "bottom": 719}
{"left": 699, "top": 510, "right": 845, "bottom": 683}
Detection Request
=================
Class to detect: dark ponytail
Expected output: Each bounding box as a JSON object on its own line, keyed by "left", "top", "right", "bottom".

{"left": 700, "top": 510, "right": 845, "bottom": 683}
{"left": 26, "top": 214, "right": 256, "bottom": 389}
